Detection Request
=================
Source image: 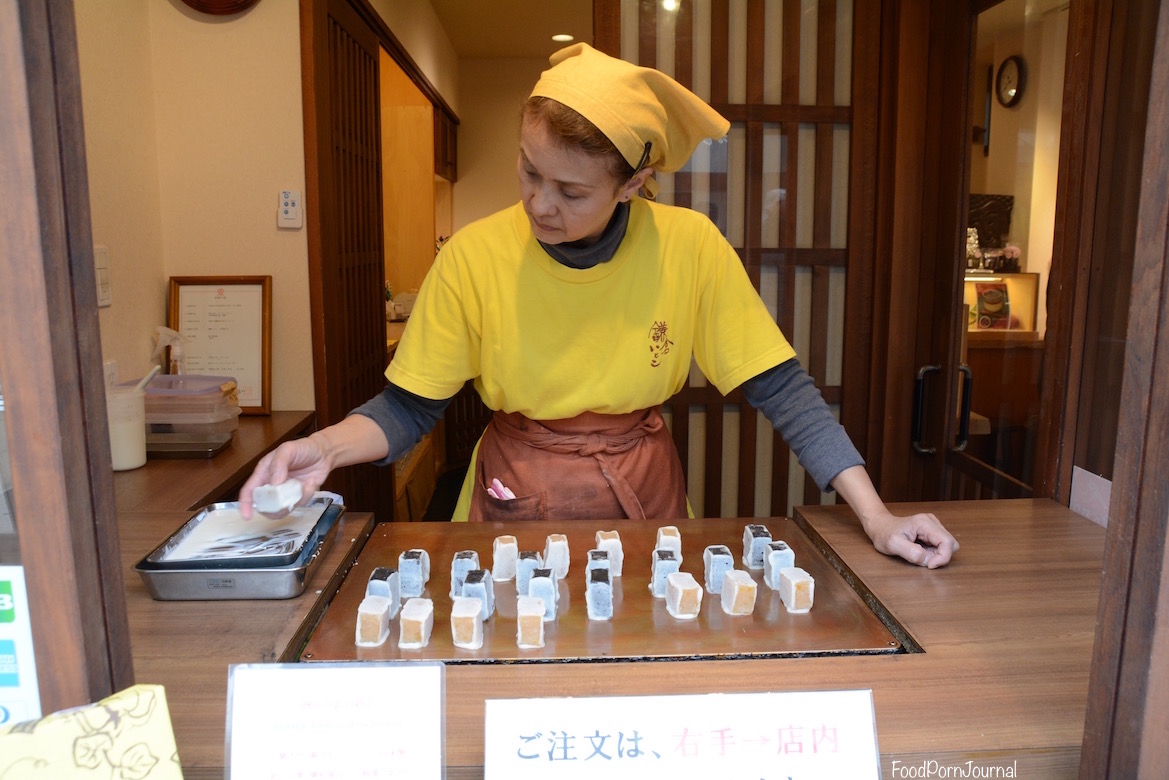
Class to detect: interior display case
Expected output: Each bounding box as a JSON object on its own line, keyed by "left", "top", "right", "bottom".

{"left": 964, "top": 272, "right": 1040, "bottom": 331}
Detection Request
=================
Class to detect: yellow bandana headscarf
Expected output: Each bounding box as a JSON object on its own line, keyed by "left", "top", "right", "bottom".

{"left": 530, "top": 43, "right": 730, "bottom": 198}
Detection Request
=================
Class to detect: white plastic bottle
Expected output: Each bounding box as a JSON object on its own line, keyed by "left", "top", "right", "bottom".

{"left": 152, "top": 325, "right": 187, "bottom": 375}
{"left": 168, "top": 340, "right": 185, "bottom": 375}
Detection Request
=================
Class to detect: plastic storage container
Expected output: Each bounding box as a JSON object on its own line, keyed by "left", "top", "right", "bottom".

{"left": 146, "top": 405, "right": 241, "bottom": 435}
{"left": 124, "top": 374, "right": 241, "bottom": 456}
{"left": 142, "top": 375, "right": 239, "bottom": 412}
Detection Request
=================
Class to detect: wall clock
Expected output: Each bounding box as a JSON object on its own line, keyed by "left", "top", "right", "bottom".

{"left": 179, "top": 0, "right": 262, "bottom": 15}
{"left": 995, "top": 55, "right": 1025, "bottom": 108}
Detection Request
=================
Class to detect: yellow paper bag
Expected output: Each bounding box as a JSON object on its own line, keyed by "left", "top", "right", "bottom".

{"left": 0, "top": 684, "right": 183, "bottom": 778}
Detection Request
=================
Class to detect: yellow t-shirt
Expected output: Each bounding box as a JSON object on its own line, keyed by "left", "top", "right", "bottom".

{"left": 387, "top": 198, "right": 795, "bottom": 417}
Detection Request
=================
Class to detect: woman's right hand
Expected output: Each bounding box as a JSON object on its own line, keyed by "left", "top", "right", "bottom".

{"left": 238, "top": 434, "right": 334, "bottom": 519}
{"left": 237, "top": 415, "right": 392, "bottom": 519}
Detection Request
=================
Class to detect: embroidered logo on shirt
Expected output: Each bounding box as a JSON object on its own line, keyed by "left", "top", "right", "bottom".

{"left": 649, "top": 321, "right": 673, "bottom": 367}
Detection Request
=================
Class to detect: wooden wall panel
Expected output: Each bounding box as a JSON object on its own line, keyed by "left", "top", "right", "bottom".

{"left": 599, "top": 0, "right": 864, "bottom": 517}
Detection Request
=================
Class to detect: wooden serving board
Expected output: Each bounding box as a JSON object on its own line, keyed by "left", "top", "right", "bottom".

{"left": 299, "top": 516, "right": 902, "bottom": 664}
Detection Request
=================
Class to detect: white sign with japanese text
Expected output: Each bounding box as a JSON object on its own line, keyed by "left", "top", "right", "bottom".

{"left": 485, "top": 689, "right": 880, "bottom": 779}
{"left": 0, "top": 566, "right": 41, "bottom": 727}
{"left": 226, "top": 662, "right": 444, "bottom": 779}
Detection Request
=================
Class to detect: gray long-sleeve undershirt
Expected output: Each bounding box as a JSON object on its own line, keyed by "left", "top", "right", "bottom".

{"left": 350, "top": 357, "right": 863, "bottom": 491}
{"left": 738, "top": 359, "right": 865, "bottom": 491}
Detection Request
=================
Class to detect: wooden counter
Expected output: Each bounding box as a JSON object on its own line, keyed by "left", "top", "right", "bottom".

{"left": 796, "top": 500, "right": 1102, "bottom": 777}
{"left": 123, "top": 499, "right": 1104, "bottom": 778}
{"left": 114, "top": 410, "right": 314, "bottom": 512}
{"left": 121, "top": 509, "right": 375, "bottom": 780}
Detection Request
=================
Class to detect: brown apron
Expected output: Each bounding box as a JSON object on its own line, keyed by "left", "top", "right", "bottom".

{"left": 468, "top": 407, "right": 688, "bottom": 522}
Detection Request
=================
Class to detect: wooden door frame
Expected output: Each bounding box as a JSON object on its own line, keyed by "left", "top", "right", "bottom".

{"left": 2, "top": 0, "right": 134, "bottom": 710}
{"left": 299, "top": 0, "right": 458, "bottom": 432}
{"left": 865, "top": 0, "right": 974, "bottom": 500}
{"left": 299, "top": 0, "right": 460, "bottom": 519}
{"left": 1031, "top": 0, "right": 1115, "bottom": 501}
{"left": 1080, "top": 3, "right": 1169, "bottom": 773}
{"left": 872, "top": 0, "right": 1113, "bottom": 504}
{"left": 868, "top": 0, "right": 1169, "bottom": 769}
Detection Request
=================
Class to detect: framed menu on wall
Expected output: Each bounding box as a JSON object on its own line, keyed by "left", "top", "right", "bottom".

{"left": 168, "top": 276, "right": 271, "bottom": 414}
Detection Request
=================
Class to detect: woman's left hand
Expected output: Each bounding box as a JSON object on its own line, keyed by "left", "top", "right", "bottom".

{"left": 830, "top": 465, "right": 960, "bottom": 569}
{"left": 862, "top": 509, "right": 959, "bottom": 569}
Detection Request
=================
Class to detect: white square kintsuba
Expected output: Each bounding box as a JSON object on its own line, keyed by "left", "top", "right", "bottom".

{"left": 449, "top": 550, "right": 480, "bottom": 598}
{"left": 492, "top": 535, "right": 518, "bottom": 582}
{"left": 656, "top": 525, "right": 682, "bottom": 559}
{"left": 703, "top": 545, "right": 735, "bottom": 594}
{"left": 397, "top": 597, "right": 434, "bottom": 649}
{"left": 516, "top": 596, "right": 546, "bottom": 649}
{"left": 398, "top": 549, "right": 431, "bottom": 598}
{"left": 763, "top": 541, "right": 795, "bottom": 590}
{"left": 586, "top": 568, "right": 613, "bottom": 620}
{"left": 779, "top": 566, "right": 815, "bottom": 614}
{"left": 462, "top": 569, "right": 496, "bottom": 620}
{"left": 515, "top": 550, "right": 542, "bottom": 596}
{"left": 649, "top": 549, "right": 681, "bottom": 599}
{"left": 595, "top": 530, "right": 624, "bottom": 576}
{"left": 665, "top": 571, "right": 703, "bottom": 620}
{"left": 742, "top": 523, "right": 772, "bottom": 569}
{"left": 720, "top": 569, "right": 758, "bottom": 616}
{"left": 450, "top": 596, "right": 485, "bottom": 649}
{"left": 543, "top": 534, "right": 571, "bottom": 579}
{"left": 355, "top": 594, "right": 392, "bottom": 647}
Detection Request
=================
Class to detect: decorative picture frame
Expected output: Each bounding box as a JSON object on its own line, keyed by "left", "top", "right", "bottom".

{"left": 168, "top": 276, "right": 272, "bottom": 415}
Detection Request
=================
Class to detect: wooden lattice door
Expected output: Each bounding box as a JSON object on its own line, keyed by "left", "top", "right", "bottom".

{"left": 303, "top": 0, "right": 395, "bottom": 520}
{"left": 595, "top": 0, "right": 876, "bottom": 517}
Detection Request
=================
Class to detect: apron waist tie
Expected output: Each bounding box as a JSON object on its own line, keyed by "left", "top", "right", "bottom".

{"left": 490, "top": 410, "right": 664, "bottom": 519}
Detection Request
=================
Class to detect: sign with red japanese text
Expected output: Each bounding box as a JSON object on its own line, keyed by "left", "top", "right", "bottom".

{"left": 484, "top": 689, "right": 879, "bottom": 779}
{"left": 226, "top": 662, "right": 444, "bottom": 779}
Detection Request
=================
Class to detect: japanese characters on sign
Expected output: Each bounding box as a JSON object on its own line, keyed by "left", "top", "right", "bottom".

{"left": 485, "top": 689, "right": 880, "bottom": 779}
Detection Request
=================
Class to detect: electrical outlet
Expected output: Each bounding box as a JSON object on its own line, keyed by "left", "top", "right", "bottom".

{"left": 103, "top": 360, "right": 118, "bottom": 388}
{"left": 278, "top": 189, "right": 303, "bottom": 229}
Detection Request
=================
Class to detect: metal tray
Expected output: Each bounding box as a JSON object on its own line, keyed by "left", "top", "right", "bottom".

{"left": 142, "top": 497, "right": 333, "bottom": 570}
{"left": 133, "top": 502, "right": 343, "bottom": 601}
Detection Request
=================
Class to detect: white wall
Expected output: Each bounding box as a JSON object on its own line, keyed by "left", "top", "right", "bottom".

{"left": 969, "top": 4, "right": 1067, "bottom": 336}
{"left": 451, "top": 58, "right": 546, "bottom": 231}
{"left": 75, "top": 0, "right": 460, "bottom": 410}
{"left": 75, "top": 0, "right": 166, "bottom": 386}
{"left": 1027, "top": 9, "right": 1068, "bottom": 337}
{"left": 151, "top": 1, "right": 312, "bottom": 409}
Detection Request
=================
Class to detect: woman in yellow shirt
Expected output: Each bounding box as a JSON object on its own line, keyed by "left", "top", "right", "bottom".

{"left": 241, "top": 43, "right": 958, "bottom": 569}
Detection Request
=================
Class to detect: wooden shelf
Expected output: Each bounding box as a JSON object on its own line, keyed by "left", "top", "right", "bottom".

{"left": 966, "top": 329, "right": 1043, "bottom": 346}
{"left": 113, "top": 410, "right": 314, "bottom": 513}
{"left": 121, "top": 499, "right": 1104, "bottom": 777}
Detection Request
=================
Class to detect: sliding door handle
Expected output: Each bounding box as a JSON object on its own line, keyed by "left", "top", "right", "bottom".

{"left": 954, "top": 364, "right": 973, "bottom": 451}
{"left": 912, "top": 364, "right": 941, "bottom": 455}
